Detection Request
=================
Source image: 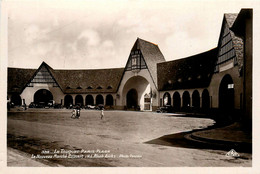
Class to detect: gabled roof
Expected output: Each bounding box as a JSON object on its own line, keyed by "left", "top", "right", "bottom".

{"left": 8, "top": 62, "right": 125, "bottom": 94}
{"left": 8, "top": 68, "right": 36, "bottom": 94}
{"left": 218, "top": 14, "right": 244, "bottom": 72}
{"left": 130, "top": 38, "right": 166, "bottom": 88}
{"left": 225, "top": 13, "right": 238, "bottom": 28}
{"left": 157, "top": 48, "right": 218, "bottom": 91}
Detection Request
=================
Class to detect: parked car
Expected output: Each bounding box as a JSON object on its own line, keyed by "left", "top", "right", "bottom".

{"left": 86, "top": 105, "right": 95, "bottom": 109}
{"left": 54, "top": 104, "right": 62, "bottom": 109}
{"left": 95, "top": 104, "right": 104, "bottom": 110}
{"left": 29, "top": 102, "right": 36, "bottom": 108}
{"left": 47, "top": 100, "right": 54, "bottom": 107}
{"left": 156, "top": 105, "right": 173, "bottom": 113}
{"left": 36, "top": 102, "right": 45, "bottom": 108}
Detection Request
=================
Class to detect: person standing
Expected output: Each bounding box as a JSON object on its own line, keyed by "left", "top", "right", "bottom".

{"left": 76, "top": 105, "right": 80, "bottom": 119}
{"left": 100, "top": 108, "right": 104, "bottom": 120}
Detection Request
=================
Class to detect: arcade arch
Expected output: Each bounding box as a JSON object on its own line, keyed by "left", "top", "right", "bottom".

{"left": 96, "top": 95, "right": 104, "bottom": 105}
{"left": 34, "top": 89, "right": 53, "bottom": 105}
{"left": 173, "top": 92, "right": 181, "bottom": 111}
{"left": 75, "top": 95, "right": 83, "bottom": 106}
{"left": 163, "top": 92, "right": 171, "bottom": 106}
{"left": 64, "top": 95, "right": 73, "bottom": 107}
{"left": 182, "top": 91, "right": 190, "bottom": 109}
{"left": 85, "top": 95, "right": 94, "bottom": 106}
{"left": 192, "top": 90, "right": 200, "bottom": 109}
{"left": 106, "top": 94, "right": 114, "bottom": 106}
{"left": 219, "top": 74, "right": 234, "bottom": 110}
{"left": 11, "top": 93, "right": 22, "bottom": 106}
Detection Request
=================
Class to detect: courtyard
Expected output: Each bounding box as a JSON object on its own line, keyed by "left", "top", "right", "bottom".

{"left": 7, "top": 109, "right": 252, "bottom": 167}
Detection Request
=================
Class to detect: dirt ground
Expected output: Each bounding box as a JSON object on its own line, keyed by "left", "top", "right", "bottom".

{"left": 7, "top": 109, "right": 252, "bottom": 167}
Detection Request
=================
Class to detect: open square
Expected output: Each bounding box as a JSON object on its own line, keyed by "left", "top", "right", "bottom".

{"left": 7, "top": 109, "right": 252, "bottom": 167}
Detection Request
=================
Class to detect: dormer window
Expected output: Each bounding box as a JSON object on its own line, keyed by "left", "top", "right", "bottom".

{"left": 87, "top": 86, "right": 93, "bottom": 89}
{"left": 97, "top": 86, "right": 102, "bottom": 89}
{"left": 107, "top": 86, "right": 112, "bottom": 89}
{"left": 76, "top": 86, "right": 82, "bottom": 89}
{"left": 66, "top": 86, "right": 71, "bottom": 89}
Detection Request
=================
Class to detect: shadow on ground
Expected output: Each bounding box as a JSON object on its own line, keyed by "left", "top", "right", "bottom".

{"left": 145, "top": 114, "right": 252, "bottom": 154}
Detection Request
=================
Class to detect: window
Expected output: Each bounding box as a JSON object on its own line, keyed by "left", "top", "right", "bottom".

{"left": 228, "top": 84, "right": 234, "bottom": 89}
{"left": 29, "top": 65, "right": 58, "bottom": 87}
{"left": 126, "top": 49, "right": 147, "bottom": 71}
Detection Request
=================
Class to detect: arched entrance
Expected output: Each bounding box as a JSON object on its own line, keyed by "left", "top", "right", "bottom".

{"left": 75, "top": 95, "right": 83, "bottom": 107}
{"left": 192, "top": 90, "right": 200, "bottom": 109}
{"left": 85, "top": 95, "right": 94, "bottom": 105}
{"left": 202, "top": 89, "right": 210, "bottom": 110}
{"left": 163, "top": 92, "right": 171, "bottom": 106}
{"left": 219, "top": 74, "right": 234, "bottom": 110}
{"left": 96, "top": 95, "right": 104, "bottom": 105}
{"left": 122, "top": 75, "right": 151, "bottom": 111}
{"left": 127, "top": 89, "right": 138, "bottom": 109}
{"left": 64, "top": 95, "right": 73, "bottom": 107}
{"left": 11, "top": 93, "right": 22, "bottom": 106}
{"left": 182, "top": 91, "right": 190, "bottom": 110}
{"left": 173, "top": 92, "right": 181, "bottom": 111}
{"left": 34, "top": 89, "right": 53, "bottom": 105}
{"left": 106, "top": 94, "right": 114, "bottom": 106}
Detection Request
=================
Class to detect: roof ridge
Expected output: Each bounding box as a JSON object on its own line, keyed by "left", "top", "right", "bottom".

{"left": 54, "top": 67, "right": 125, "bottom": 71}
{"left": 137, "top": 37, "right": 158, "bottom": 46}
{"left": 159, "top": 47, "right": 218, "bottom": 64}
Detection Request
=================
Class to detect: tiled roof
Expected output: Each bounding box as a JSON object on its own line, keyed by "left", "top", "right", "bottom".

{"left": 133, "top": 38, "right": 166, "bottom": 88}
{"left": 8, "top": 62, "right": 124, "bottom": 94}
{"left": 52, "top": 68, "right": 124, "bottom": 94}
{"left": 8, "top": 68, "right": 36, "bottom": 93}
{"left": 224, "top": 13, "right": 244, "bottom": 73}
{"left": 157, "top": 48, "right": 218, "bottom": 91}
{"left": 224, "top": 13, "right": 238, "bottom": 28}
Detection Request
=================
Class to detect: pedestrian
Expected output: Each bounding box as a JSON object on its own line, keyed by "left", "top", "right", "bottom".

{"left": 76, "top": 105, "right": 80, "bottom": 119}
{"left": 71, "top": 109, "right": 76, "bottom": 118}
{"left": 100, "top": 108, "right": 104, "bottom": 119}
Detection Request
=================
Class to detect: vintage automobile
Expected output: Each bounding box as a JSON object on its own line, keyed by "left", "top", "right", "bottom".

{"left": 95, "top": 104, "right": 104, "bottom": 110}
{"left": 156, "top": 105, "right": 174, "bottom": 113}
{"left": 86, "top": 105, "right": 96, "bottom": 109}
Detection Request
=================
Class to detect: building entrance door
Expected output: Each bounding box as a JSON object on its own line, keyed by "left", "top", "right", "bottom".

{"left": 34, "top": 89, "right": 53, "bottom": 106}
{"left": 126, "top": 89, "right": 138, "bottom": 110}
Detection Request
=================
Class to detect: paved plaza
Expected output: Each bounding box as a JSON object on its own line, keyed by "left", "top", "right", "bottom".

{"left": 7, "top": 109, "right": 252, "bottom": 167}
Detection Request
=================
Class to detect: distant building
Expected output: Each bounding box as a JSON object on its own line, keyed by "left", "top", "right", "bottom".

{"left": 8, "top": 9, "right": 252, "bottom": 122}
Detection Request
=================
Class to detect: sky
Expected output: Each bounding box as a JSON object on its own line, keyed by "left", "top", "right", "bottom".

{"left": 6, "top": 0, "right": 257, "bottom": 69}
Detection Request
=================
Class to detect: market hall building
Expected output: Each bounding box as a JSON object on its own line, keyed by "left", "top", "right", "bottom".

{"left": 8, "top": 9, "right": 252, "bottom": 122}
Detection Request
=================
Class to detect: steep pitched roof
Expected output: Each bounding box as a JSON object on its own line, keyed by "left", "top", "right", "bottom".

{"left": 131, "top": 38, "right": 166, "bottom": 88}
{"left": 225, "top": 13, "right": 238, "bottom": 28}
{"left": 157, "top": 48, "right": 218, "bottom": 91}
{"left": 8, "top": 68, "right": 36, "bottom": 94}
{"left": 221, "top": 14, "right": 244, "bottom": 72}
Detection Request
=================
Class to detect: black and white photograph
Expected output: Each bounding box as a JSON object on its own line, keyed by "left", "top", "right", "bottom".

{"left": 0, "top": 0, "right": 259, "bottom": 173}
